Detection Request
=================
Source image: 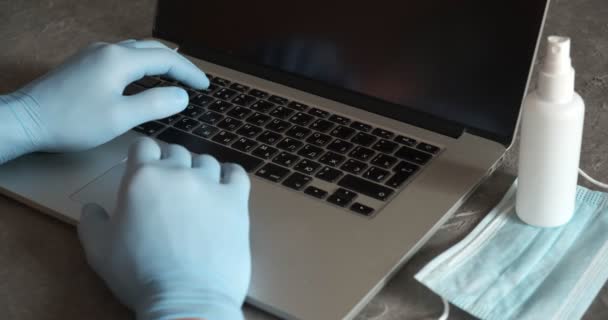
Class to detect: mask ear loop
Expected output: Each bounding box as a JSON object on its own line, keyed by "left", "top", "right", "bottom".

{"left": 437, "top": 297, "right": 450, "bottom": 320}
{"left": 579, "top": 168, "right": 608, "bottom": 190}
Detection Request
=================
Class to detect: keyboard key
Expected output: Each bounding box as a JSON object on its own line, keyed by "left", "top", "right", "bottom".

{"left": 327, "top": 139, "right": 354, "bottom": 154}
{"left": 308, "top": 108, "right": 329, "bottom": 118}
{"left": 180, "top": 105, "right": 205, "bottom": 118}
{"left": 306, "top": 132, "right": 333, "bottom": 147}
{"left": 304, "top": 186, "right": 328, "bottom": 199}
{"left": 226, "top": 106, "right": 252, "bottom": 119}
{"left": 297, "top": 144, "right": 324, "bottom": 159}
{"left": 268, "top": 95, "right": 288, "bottom": 105}
{"left": 363, "top": 167, "right": 390, "bottom": 182}
{"left": 249, "top": 89, "right": 269, "bottom": 99}
{"left": 285, "top": 126, "right": 312, "bottom": 139}
{"left": 157, "top": 79, "right": 176, "bottom": 86}
{"left": 211, "top": 77, "right": 230, "bottom": 86}
{"left": 256, "top": 130, "right": 282, "bottom": 145}
{"left": 256, "top": 163, "right": 290, "bottom": 183}
{"left": 173, "top": 118, "right": 201, "bottom": 132}
{"left": 330, "top": 125, "right": 356, "bottom": 139}
{"left": 372, "top": 139, "right": 398, "bottom": 153}
{"left": 395, "top": 146, "right": 432, "bottom": 165}
{"left": 350, "top": 121, "right": 372, "bottom": 132}
{"left": 211, "top": 130, "right": 238, "bottom": 145}
{"left": 282, "top": 172, "right": 312, "bottom": 190}
{"left": 417, "top": 142, "right": 440, "bottom": 154}
{"left": 214, "top": 88, "right": 238, "bottom": 100}
{"left": 338, "top": 174, "right": 394, "bottom": 201}
{"left": 216, "top": 117, "right": 243, "bottom": 131}
{"left": 276, "top": 138, "right": 303, "bottom": 152}
{"left": 394, "top": 135, "right": 417, "bottom": 146}
{"left": 159, "top": 114, "right": 183, "bottom": 125}
{"left": 294, "top": 159, "right": 321, "bottom": 174}
{"left": 232, "top": 137, "right": 258, "bottom": 152}
{"left": 207, "top": 100, "right": 233, "bottom": 113}
{"left": 328, "top": 114, "right": 350, "bottom": 125}
{"left": 133, "top": 121, "right": 165, "bottom": 136}
{"left": 386, "top": 172, "right": 412, "bottom": 188}
{"left": 156, "top": 128, "right": 262, "bottom": 172}
{"left": 229, "top": 82, "right": 249, "bottom": 92}
{"left": 351, "top": 132, "right": 377, "bottom": 147}
{"left": 327, "top": 188, "right": 357, "bottom": 207}
{"left": 123, "top": 83, "right": 145, "bottom": 95}
{"left": 315, "top": 166, "right": 344, "bottom": 183}
{"left": 269, "top": 106, "right": 295, "bottom": 119}
{"left": 191, "top": 94, "right": 215, "bottom": 107}
{"left": 287, "top": 101, "right": 308, "bottom": 111}
{"left": 350, "top": 203, "right": 374, "bottom": 216}
{"left": 272, "top": 152, "right": 300, "bottom": 167}
{"left": 393, "top": 161, "right": 420, "bottom": 174}
{"left": 232, "top": 94, "right": 257, "bottom": 106}
{"left": 349, "top": 146, "right": 376, "bottom": 161}
{"left": 192, "top": 124, "right": 219, "bottom": 139}
{"left": 199, "top": 111, "right": 224, "bottom": 125}
{"left": 251, "top": 144, "right": 279, "bottom": 160}
{"left": 266, "top": 119, "right": 292, "bottom": 133}
{"left": 185, "top": 89, "right": 200, "bottom": 99}
{"left": 247, "top": 112, "right": 272, "bottom": 126}
{"left": 310, "top": 119, "right": 335, "bottom": 133}
{"left": 341, "top": 159, "right": 367, "bottom": 174}
{"left": 236, "top": 124, "right": 263, "bottom": 138}
{"left": 201, "top": 83, "right": 219, "bottom": 95}
{"left": 250, "top": 100, "right": 275, "bottom": 113}
{"left": 289, "top": 112, "right": 314, "bottom": 126}
{"left": 371, "top": 154, "right": 398, "bottom": 168}
{"left": 371, "top": 128, "right": 394, "bottom": 139}
{"left": 319, "top": 152, "right": 346, "bottom": 167}
{"left": 135, "top": 76, "right": 160, "bottom": 88}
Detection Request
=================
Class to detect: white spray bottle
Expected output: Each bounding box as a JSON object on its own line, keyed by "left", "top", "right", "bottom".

{"left": 516, "top": 36, "right": 585, "bottom": 227}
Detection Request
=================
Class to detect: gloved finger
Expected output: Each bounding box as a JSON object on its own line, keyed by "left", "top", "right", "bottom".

{"left": 119, "top": 86, "right": 188, "bottom": 128}
{"left": 192, "top": 154, "right": 221, "bottom": 182}
{"left": 161, "top": 143, "right": 192, "bottom": 168}
{"left": 221, "top": 163, "right": 251, "bottom": 194}
{"left": 119, "top": 39, "right": 173, "bottom": 50}
{"left": 117, "top": 39, "right": 137, "bottom": 45}
{"left": 127, "top": 137, "right": 162, "bottom": 170}
{"left": 78, "top": 203, "right": 111, "bottom": 274}
{"left": 122, "top": 47, "right": 209, "bottom": 90}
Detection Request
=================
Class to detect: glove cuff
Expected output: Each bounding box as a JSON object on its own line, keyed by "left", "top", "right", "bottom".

{"left": 0, "top": 92, "right": 42, "bottom": 163}
{"left": 136, "top": 284, "right": 245, "bottom": 320}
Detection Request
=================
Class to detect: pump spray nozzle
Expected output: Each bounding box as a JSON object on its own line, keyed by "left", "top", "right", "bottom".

{"left": 537, "top": 36, "right": 575, "bottom": 103}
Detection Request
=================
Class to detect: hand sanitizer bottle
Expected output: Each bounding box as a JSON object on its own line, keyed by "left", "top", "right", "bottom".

{"left": 516, "top": 36, "right": 585, "bottom": 227}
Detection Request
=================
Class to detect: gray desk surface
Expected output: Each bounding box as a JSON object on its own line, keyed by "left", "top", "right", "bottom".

{"left": 1, "top": 1, "right": 607, "bottom": 319}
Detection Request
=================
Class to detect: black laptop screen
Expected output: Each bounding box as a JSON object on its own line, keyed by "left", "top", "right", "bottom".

{"left": 154, "top": 0, "right": 548, "bottom": 145}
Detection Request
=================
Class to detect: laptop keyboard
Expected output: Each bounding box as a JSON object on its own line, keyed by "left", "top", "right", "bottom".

{"left": 127, "top": 74, "right": 442, "bottom": 217}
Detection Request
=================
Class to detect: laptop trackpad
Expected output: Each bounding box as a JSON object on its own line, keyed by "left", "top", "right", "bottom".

{"left": 70, "top": 161, "right": 126, "bottom": 214}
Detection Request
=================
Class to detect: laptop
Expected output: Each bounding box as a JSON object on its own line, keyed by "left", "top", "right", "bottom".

{"left": 0, "top": 1, "right": 550, "bottom": 319}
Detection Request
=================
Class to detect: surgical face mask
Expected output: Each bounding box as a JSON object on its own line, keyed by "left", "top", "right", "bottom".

{"left": 415, "top": 180, "right": 608, "bottom": 320}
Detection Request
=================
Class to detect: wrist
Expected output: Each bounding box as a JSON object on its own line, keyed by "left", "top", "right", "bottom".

{"left": 0, "top": 92, "right": 43, "bottom": 163}
{"left": 136, "top": 281, "right": 244, "bottom": 320}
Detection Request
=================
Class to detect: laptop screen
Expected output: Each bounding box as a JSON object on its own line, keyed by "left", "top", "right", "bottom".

{"left": 154, "top": 0, "right": 548, "bottom": 145}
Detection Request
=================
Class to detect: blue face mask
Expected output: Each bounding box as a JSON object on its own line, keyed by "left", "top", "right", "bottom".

{"left": 415, "top": 181, "right": 608, "bottom": 320}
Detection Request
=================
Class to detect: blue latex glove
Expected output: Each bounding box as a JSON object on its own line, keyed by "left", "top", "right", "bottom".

{"left": 0, "top": 39, "right": 208, "bottom": 164}
{"left": 78, "top": 137, "right": 251, "bottom": 320}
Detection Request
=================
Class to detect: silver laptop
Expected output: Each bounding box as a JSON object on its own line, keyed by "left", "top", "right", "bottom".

{"left": 0, "top": 1, "right": 550, "bottom": 319}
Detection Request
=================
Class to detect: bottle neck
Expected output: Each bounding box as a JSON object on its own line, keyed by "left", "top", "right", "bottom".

{"left": 537, "top": 67, "right": 575, "bottom": 104}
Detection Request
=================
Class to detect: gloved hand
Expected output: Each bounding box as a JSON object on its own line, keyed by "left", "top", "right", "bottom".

{"left": 78, "top": 137, "right": 251, "bottom": 320}
{"left": 0, "top": 39, "right": 208, "bottom": 163}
